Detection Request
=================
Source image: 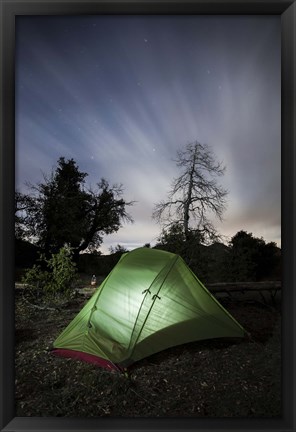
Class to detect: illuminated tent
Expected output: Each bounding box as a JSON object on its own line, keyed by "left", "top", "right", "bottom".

{"left": 52, "top": 247, "right": 245, "bottom": 371}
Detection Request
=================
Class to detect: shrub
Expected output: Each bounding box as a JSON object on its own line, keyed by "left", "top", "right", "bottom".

{"left": 22, "top": 245, "right": 79, "bottom": 303}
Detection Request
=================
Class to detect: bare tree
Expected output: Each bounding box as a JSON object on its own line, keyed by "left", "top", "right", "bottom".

{"left": 153, "top": 141, "right": 228, "bottom": 243}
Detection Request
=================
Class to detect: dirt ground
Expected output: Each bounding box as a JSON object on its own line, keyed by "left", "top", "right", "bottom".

{"left": 15, "top": 291, "right": 281, "bottom": 418}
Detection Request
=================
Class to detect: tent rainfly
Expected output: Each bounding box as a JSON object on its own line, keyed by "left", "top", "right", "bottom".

{"left": 52, "top": 247, "right": 246, "bottom": 372}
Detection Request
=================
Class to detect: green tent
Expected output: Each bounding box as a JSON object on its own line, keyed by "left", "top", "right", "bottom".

{"left": 53, "top": 247, "right": 245, "bottom": 371}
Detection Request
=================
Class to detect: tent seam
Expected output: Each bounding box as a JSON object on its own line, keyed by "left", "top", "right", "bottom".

{"left": 127, "top": 251, "right": 177, "bottom": 351}
{"left": 128, "top": 254, "right": 180, "bottom": 361}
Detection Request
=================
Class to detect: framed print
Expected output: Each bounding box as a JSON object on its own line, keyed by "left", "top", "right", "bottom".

{"left": 1, "top": 0, "right": 295, "bottom": 431}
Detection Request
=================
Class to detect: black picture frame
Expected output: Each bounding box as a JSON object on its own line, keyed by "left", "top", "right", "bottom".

{"left": 1, "top": 1, "right": 295, "bottom": 431}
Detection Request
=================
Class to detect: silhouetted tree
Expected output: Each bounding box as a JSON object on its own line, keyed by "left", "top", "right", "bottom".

{"left": 16, "top": 157, "right": 134, "bottom": 258}
{"left": 229, "top": 230, "right": 280, "bottom": 281}
{"left": 153, "top": 141, "right": 228, "bottom": 244}
{"left": 155, "top": 223, "right": 210, "bottom": 281}
{"left": 15, "top": 190, "right": 35, "bottom": 240}
{"left": 155, "top": 222, "right": 186, "bottom": 254}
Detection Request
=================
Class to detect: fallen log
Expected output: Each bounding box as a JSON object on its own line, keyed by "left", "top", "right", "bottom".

{"left": 207, "top": 281, "right": 281, "bottom": 305}
{"left": 207, "top": 281, "right": 281, "bottom": 293}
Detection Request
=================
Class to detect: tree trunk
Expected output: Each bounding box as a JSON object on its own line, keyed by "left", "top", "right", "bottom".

{"left": 184, "top": 146, "right": 197, "bottom": 241}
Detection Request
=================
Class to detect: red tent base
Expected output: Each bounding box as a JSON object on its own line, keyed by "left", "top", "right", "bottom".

{"left": 52, "top": 348, "right": 125, "bottom": 373}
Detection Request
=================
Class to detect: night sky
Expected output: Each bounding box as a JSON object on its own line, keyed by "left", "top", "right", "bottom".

{"left": 15, "top": 15, "right": 281, "bottom": 254}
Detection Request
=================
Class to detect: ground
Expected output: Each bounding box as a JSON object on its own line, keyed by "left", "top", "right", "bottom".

{"left": 15, "top": 288, "right": 281, "bottom": 418}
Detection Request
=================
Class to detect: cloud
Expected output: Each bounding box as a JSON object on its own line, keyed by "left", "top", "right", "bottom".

{"left": 16, "top": 15, "right": 281, "bottom": 252}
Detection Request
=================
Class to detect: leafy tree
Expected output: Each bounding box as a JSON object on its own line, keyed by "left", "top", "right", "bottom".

{"left": 15, "top": 190, "right": 35, "bottom": 240}
{"left": 109, "top": 244, "right": 128, "bottom": 255}
{"left": 256, "top": 240, "right": 280, "bottom": 280}
{"left": 228, "top": 231, "right": 258, "bottom": 281}
{"left": 155, "top": 222, "right": 186, "bottom": 254}
{"left": 228, "top": 230, "right": 280, "bottom": 281}
{"left": 155, "top": 223, "right": 210, "bottom": 281}
{"left": 205, "top": 242, "right": 231, "bottom": 283}
{"left": 16, "top": 157, "right": 134, "bottom": 257}
{"left": 153, "top": 141, "right": 228, "bottom": 244}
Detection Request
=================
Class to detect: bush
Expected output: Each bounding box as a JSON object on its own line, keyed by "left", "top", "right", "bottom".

{"left": 22, "top": 246, "right": 79, "bottom": 303}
